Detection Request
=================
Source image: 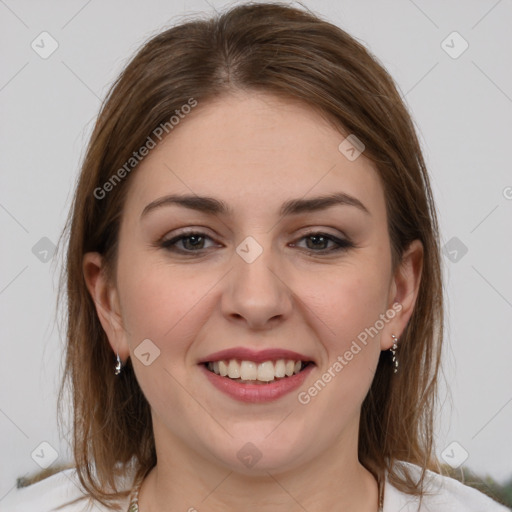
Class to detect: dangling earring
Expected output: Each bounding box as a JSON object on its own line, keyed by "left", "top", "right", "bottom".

{"left": 390, "top": 334, "right": 399, "bottom": 373}
{"left": 114, "top": 352, "right": 123, "bottom": 375}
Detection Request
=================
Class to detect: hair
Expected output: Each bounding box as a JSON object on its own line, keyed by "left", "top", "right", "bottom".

{"left": 53, "top": 2, "right": 444, "bottom": 509}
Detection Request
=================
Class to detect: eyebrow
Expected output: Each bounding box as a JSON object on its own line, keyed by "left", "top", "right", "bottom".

{"left": 140, "top": 192, "right": 370, "bottom": 219}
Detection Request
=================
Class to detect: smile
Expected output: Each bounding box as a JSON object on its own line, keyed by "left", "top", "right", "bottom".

{"left": 200, "top": 359, "right": 315, "bottom": 403}
{"left": 205, "top": 359, "right": 312, "bottom": 383}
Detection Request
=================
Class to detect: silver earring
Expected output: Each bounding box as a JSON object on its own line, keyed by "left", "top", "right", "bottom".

{"left": 390, "top": 334, "right": 398, "bottom": 373}
{"left": 114, "top": 352, "right": 123, "bottom": 375}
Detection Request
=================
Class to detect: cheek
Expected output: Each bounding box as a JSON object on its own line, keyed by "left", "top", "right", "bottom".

{"left": 299, "top": 259, "right": 389, "bottom": 400}
{"left": 309, "top": 264, "right": 389, "bottom": 344}
{"left": 116, "top": 256, "right": 210, "bottom": 349}
{"left": 115, "top": 259, "right": 208, "bottom": 414}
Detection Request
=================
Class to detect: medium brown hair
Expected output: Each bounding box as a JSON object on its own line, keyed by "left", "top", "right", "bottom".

{"left": 55, "top": 2, "right": 443, "bottom": 509}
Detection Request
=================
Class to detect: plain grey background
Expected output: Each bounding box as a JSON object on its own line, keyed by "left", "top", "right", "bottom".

{"left": 1, "top": 0, "right": 511, "bottom": 500}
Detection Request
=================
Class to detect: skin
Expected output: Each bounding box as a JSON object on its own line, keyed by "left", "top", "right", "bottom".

{"left": 83, "top": 90, "right": 423, "bottom": 512}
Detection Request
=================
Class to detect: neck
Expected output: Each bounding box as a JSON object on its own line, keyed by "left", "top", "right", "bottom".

{"left": 137, "top": 421, "right": 380, "bottom": 512}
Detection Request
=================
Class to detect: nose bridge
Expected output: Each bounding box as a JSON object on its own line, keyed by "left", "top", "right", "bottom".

{"left": 222, "top": 233, "right": 292, "bottom": 327}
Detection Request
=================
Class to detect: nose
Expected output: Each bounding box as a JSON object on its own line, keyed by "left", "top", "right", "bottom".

{"left": 220, "top": 236, "right": 293, "bottom": 330}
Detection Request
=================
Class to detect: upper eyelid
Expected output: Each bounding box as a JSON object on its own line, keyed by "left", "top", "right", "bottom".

{"left": 161, "top": 224, "right": 349, "bottom": 238}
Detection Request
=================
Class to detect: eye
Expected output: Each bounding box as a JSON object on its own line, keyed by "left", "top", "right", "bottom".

{"left": 158, "top": 230, "right": 354, "bottom": 255}
{"left": 291, "top": 232, "right": 354, "bottom": 254}
{"left": 160, "top": 231, "right": 217, "bottom": 253}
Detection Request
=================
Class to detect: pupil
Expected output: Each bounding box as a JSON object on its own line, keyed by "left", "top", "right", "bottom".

{"left": 185, "top": 235, "right": 203, "bottom": 249}
{"left": 307, "top": 235, "right": 326, "bottom": 250}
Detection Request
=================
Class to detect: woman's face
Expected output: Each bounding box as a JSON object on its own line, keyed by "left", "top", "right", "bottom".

{"left": 85, "top": 91, "right": 421, "bottom": 474}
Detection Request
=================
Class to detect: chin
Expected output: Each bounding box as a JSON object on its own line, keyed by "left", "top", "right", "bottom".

{"left": 200, "top": 425, "right": 313, "bottom": 475}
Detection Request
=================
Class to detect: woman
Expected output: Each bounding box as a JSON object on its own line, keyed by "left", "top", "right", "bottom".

{"left": 2, "top": 2, "right": 508, "bottom": 511}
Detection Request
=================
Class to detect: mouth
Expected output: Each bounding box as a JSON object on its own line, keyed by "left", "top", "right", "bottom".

{"left": 203, "top": 358, "right": 315, "bottom": 384}
{"left": 198, "top": 347, "right": 316, "bottom": 402}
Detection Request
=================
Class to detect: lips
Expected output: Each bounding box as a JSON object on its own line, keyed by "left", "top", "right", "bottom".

{"left": 198, "top": 347, "right": 316, "bottom": 402}
{"left": 200, "top": 363, "right": 314, "bottom": 402}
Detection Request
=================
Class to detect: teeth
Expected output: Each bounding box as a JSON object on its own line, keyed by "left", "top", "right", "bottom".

{"left": 240, "top": 361, "right": 258, "bottom": 380}
{"left": 227, "top": 360, "right": 240, "bottom": 379}
{"left": 275, "top": 359, "right": 286, "bottom": 378}
{"left": 207, "top": 358, "right": 307, "bottom": 382}
{"left": 257, "top": 361, "right": 275, "bottom": 382}
{"left": 218, "top": 360, "right": 228, "bottom": 376}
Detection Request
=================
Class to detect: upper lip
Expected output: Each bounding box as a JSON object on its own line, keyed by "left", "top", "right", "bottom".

{"left": 198, "top": 347, "right": 315, "bottom": 365}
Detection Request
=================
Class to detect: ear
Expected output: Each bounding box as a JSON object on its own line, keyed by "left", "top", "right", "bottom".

{"left": 381, "top": 239, "right": 423, "bottom": 350}
{"left": 82, "top": 252, "right": 130, "bottom": 362}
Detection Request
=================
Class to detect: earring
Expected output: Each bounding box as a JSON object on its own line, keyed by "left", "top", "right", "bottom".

{"left": 114, "top": 352, "right": 123, "bottom": 375}
{"left": 390, "top": 334, "right": 399, "bottom": 374}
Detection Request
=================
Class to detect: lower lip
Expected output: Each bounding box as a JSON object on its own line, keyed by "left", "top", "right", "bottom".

{"left": 200, "top": 364, "right": 314, "bottom": 403}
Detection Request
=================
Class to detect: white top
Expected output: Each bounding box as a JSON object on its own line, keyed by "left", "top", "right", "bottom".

{"left": 1, "top": 461, "right": 509, "bottom": 512}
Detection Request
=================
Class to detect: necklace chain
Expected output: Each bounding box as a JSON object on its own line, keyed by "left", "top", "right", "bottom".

{"left": 127, "top": 473, "right": 143, "bottom": 512}
{"left": 126, "top": 473, "right": 384, "bottom": 511}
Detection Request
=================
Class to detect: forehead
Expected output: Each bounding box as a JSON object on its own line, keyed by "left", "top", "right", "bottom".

{"left": 122, "top": 91, "right": 385, "bottom": 221}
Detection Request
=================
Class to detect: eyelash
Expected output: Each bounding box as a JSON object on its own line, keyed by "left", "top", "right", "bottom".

{"left": 159, "top": 230, "right": 354, "bottom": 255}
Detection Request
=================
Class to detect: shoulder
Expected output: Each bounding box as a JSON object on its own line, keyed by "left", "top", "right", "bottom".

{"left": 0, "top": 467, "right": 133, "bottom": 512}
{"left": 383, "top": 461, "right": 510, "bottom": 512}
